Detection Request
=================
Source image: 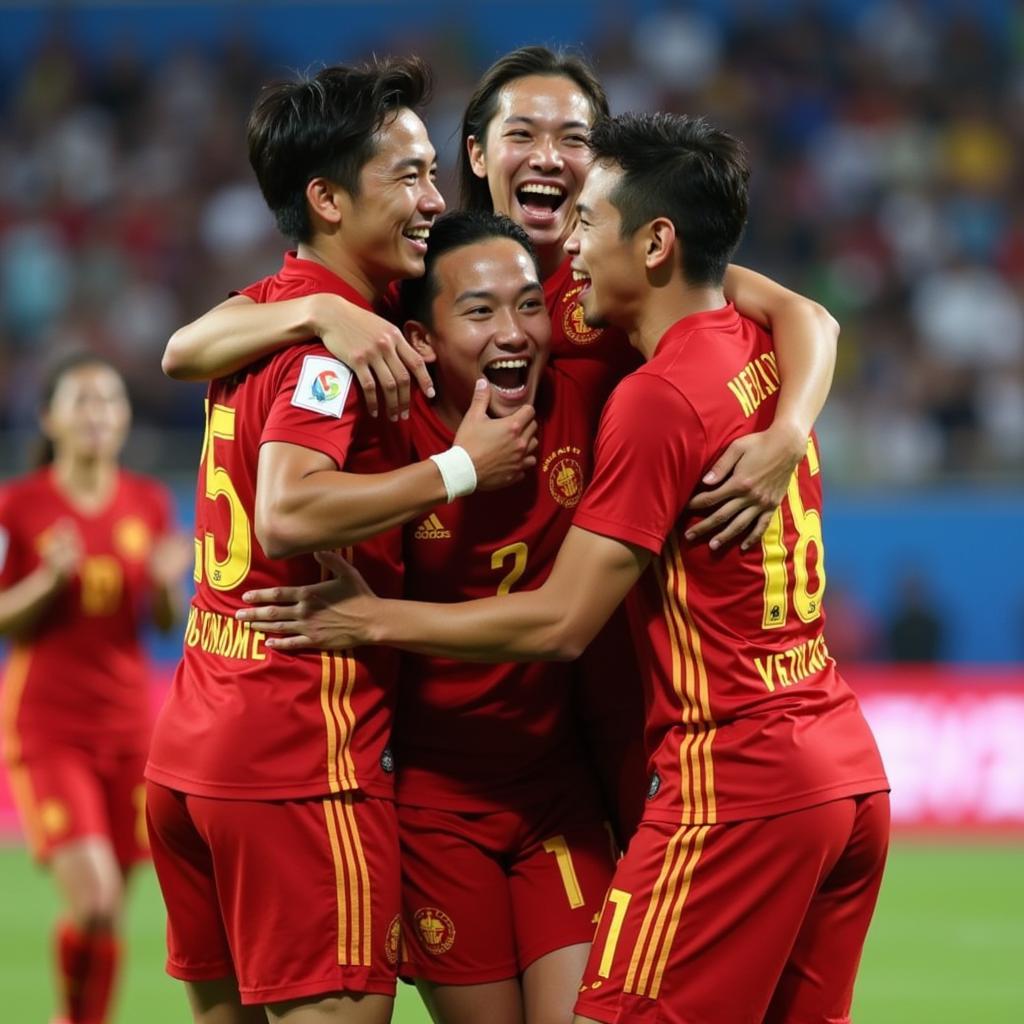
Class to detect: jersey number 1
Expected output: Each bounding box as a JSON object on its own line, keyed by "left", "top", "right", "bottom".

{"left": 760, "top": 439, "right": 826, "bottom": 629}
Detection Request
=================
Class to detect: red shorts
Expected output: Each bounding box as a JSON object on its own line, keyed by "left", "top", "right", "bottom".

{"left": 399, "top": 794, "right": 617, "bottom": 984}
{"left": 145, "top": 782, "right": 401, "bottom": 1005}
{"left": 576, "top": 792, "right": 890, "bottom": 1024}
{"left": 7, "top": 746, "right": 148, "bottom": 869}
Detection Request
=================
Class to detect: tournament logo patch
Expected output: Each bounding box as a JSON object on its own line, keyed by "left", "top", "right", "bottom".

{"left": 114, "top": 516, "right": 151, "bottom": 561}
{"left": 647, "top": 771, "right": 661, "bottom": 800}
{"left": 415, "top": 907, "right": 455, "bottom": 955}
{"left": 379, "top": 745, "right": 395, "bottom": 774}
{"left": 291, "top": 354, "right": 352, "bottom": 418}
{"left": 384, "top": 914, "right": 402, "bottom": 966}
{"left": 561, "top": 282, "right": 604, "bottom": 346}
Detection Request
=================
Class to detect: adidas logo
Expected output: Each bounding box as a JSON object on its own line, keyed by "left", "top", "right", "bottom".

{"left": 414, "top": 513, "right": 451, "bottom": 540}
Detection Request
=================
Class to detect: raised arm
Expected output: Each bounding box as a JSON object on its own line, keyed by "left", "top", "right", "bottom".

{"left": 162, "top": 293, "right": 433, "bottom": 420}
{"left": 0, "top": 521, "right": 81, "bottom": 637}
{"left": 255, "top": 382, "right": 537, "bottom": 559}
{"left": 238, "top": 525, "right": 650, "bottom": 661}
{"left": 690, "top": 265, "right": 839, "bottom": 548}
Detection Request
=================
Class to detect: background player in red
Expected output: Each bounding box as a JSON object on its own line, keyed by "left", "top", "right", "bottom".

{"left": 143, "top": 59, "right": 536, "bottom": 1024}
{"left": 238, "top": 112, "right": 891, "bottom": 1024}
{"left": 161, "top": 46, "right": 840, "bottom": 847}
{"left": 0, "top": 350, "right": 189, "bottom": 1024}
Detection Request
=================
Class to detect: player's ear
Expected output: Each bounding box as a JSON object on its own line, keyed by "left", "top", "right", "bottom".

{"left": 306, "top": 177, "right": 345, "bottom": 229}
{"left": 645, "top": 217, "right": 676, "bottom": 272}
{"left": 467, "top": 135, "right": 487, "bottom": 180}
{"left": 404, "top": 321, "right": 438, "bottom": 363}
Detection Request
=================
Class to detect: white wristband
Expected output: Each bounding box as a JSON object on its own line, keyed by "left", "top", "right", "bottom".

{"left": 429, "top": 445, "right": 478, "bottom": 503}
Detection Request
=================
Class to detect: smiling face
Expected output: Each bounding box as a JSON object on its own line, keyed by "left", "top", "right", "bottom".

{"left": 408, "top": 237, "right": 551, "bottom": 427}
{"left": 43, "top": 364, "right": 131, "bottom": 464}
{"left": 564, "top": 160, "right": 648, "bottom": 332}
{"left": 468, "top": 75, "right": 594, "bottom": 256}
{"left": 337, "top": 107, "right": 445, "bottom": 290}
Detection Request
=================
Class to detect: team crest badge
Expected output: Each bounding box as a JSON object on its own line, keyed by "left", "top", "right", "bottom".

{"left": 647, "top": 772, "right": 661, "bottom": 800}
{"left": 548, "top": 457, "right": 583, "bottom": 508}
{"left": 384, "top": 914, "right": 402, "bottom": 966}
{"left": 561, "top": 282, "right": 604, "bottom": 346}
{"left": 114, "top": 516, "right": 151, "bottom": 561}
{"left": 415, "top": 907, "right": 455, "bottom": 955}
{"left": 379, "top": 745, "right": 395, "bottom": 774}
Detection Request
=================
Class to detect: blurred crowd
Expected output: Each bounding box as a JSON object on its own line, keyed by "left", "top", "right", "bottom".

{"left": 1, "top": 1, "right": 1022, "bottom": 484}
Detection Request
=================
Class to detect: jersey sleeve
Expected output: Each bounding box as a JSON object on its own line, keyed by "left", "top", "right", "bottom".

{"left": 260, "top": 346, "right": 361, "bottom": 469}
{"left": 572, "top": 373, "right": 708, "bottom": 554}
{"left": 0, "top": 487, "right": 19, "bottom": 588}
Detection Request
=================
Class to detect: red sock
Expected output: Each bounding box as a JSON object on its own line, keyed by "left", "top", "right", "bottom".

{"left": 55, "top": 921, "right": 120, "bottom": 1024}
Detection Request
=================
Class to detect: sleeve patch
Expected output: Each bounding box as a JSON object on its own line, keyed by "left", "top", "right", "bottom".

{"left": 290, "top": 355, "right": 353, "bottom": 418}
{"left": 0, "top": 524, "right": 8, "bottom": 575}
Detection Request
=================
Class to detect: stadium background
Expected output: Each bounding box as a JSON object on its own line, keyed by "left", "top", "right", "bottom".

{"left": 0, "top": 1, "right": 1021, "bottom": 1020}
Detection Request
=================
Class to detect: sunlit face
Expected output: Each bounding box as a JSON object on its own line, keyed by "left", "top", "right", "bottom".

{"left": 43, "top": 364, "right": 131, "bottom": 463}
{"left": 410, "top": 237, "right": 550, "bottom": 425}
{"left": 338, "top": 107, "right": 445, "bottom": 288}
{"left": 564, "top": 161, "right": 646, "bottom": 331}
{"left": 468, "top": 75, "right": 594, "bottom": 252}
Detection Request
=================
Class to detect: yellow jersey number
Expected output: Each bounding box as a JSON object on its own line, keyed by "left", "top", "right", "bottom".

{"left": 761, "top": 438, "right": 826, "bottom": 629}
{"left": 491, "top": 541, "right": 528, "bottom": 595}
{"left": 193, "top": 401, "right": 252, "bottom": 591}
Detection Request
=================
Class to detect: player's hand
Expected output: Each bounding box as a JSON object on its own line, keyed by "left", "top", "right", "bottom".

{"left": 454, "top": 379, "right": 538, "bottom": 491}
{"left": 149, "top": 532, "right": 193, "bottom": 589}
{"left": 237, "top": 551, "right": 377, "bottom": 651}
{"left": 38, "top": 519, "right": 84, "bottom": 585}
{"left": 685, "top": 423, "right": 807, "bottom": 551}
{"left": 316, "top": 296, "right": 434, "bottom": 421}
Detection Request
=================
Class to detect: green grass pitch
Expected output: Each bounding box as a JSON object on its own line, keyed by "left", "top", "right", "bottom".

{"left": 1, "top": 842, "right": 1020, "bottom": 1022}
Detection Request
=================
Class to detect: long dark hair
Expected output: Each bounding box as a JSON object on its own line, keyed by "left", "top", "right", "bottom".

{"left": 34, "top": 350, "right": 122, "bottom": 468}
{"left": 458, "top": 46, "right": 609, "bottom": 211}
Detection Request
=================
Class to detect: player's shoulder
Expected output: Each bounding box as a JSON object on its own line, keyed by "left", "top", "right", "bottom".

{"left": 0, "top": 467, "right": 50, "bottom": 506}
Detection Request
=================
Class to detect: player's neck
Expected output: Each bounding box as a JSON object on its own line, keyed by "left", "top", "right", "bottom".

{"left": 296, "top": 240, "right": 381, "bottom": 305}
{"left": 51, "top": 455, "right": 117, "bottom": 512}
{"left": 632, "top": 284, "right": 727, "bottom": 360}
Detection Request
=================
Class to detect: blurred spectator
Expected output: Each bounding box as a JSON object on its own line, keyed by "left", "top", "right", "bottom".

{"left": 824, "top": 582, "right": 882, "bottom": 664}
{"left": 0, "top": 1, "right": 1021, "bottom": 489}
{"left": 885, "top": 570, "right": 947, "bottom": 663}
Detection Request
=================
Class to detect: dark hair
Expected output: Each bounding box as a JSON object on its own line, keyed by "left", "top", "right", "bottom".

{"left": 459, "top": 46, "right": 609, "bottom": 212}
{"left": 588, "top": 112, "right": 750, "bottom": 285}
{"left": 34, "top": 350, "right": 122, "bottom": 467}
{"left": 399, "top": 210, "right": 539, "bottom": 326}
{"left": 247, "top": 57, "right": 432, "bottom": 242}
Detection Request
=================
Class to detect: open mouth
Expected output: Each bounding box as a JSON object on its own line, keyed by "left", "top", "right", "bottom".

{"left": 572, "top": 268, "right": 592, "bottom": 293}
{"left": 515, "top": 182, "right": 567, "bottom": 223}
{"left": 403, "top": 226, "right": 430, "bottom": 252}
{"left": 483, "top": 357, "right": 531, "bottom": 398}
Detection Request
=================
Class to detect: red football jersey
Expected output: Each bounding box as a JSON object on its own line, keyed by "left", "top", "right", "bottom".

{"left": 573, "top": 303, "right": 888, "bottom": 825}
{"left": 545, "top": 255, "right": 641, "bottom": 401}
{"left": 146, "top": 253, "right": 408, "bottom": 801}
{"left": 395, "top": 366, "right": 602, "bottom": 811}
{"left": 0, "top": 469, "right": 172, "bottom": 760}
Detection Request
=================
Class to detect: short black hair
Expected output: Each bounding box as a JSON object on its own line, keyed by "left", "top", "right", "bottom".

{"left": 247, "top": 57, "right": 431, "bottom": 242}
{"left": 400, "top": 210, "right": 539, "bottom": 326}
{"left": 588, "top": 112, "right": 749, "bottom": 285}
{"left": 35, "top": 349, "right": 123, "bottom": 467}
{"left": 459, "top": 46, "right": 609, "bottom": 212}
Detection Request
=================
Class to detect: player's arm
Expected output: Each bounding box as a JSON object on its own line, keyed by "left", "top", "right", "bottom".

{"left": 240, "top": 525, "right": 650, "bottom": 661}
{"left": 162, "top": 293, "right": 433, "bottom": 420}
{"left": 255, "top": 382, "right": 537, "bottom": 559}
{"left": 0, "top": 521, "right": 81, "bottom": 637}
{"left": 691, "top": 264, "right": 838, "bottom": 548}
